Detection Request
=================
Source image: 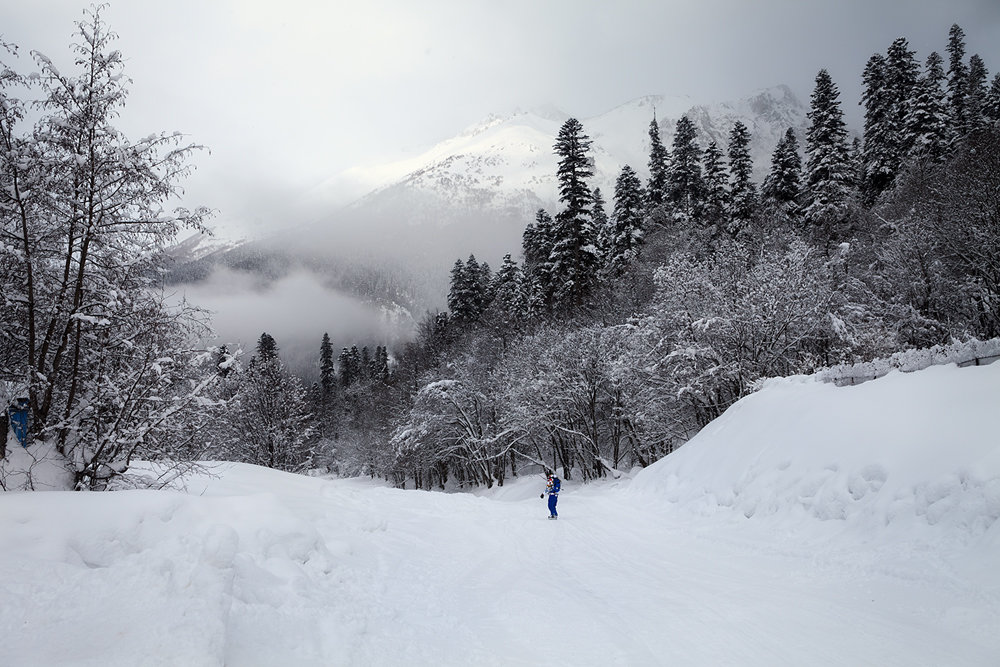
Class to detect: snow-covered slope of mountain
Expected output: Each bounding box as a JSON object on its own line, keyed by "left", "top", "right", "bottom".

{"left": 3, "top": 362, "right": 998, "bottom": 665}
{"left": 315, "top": 84, "right": 805, "bottom": 226}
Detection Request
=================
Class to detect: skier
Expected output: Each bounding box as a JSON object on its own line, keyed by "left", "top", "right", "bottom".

{"left": 540, "top": 471, "right": 561, "bottom": 519}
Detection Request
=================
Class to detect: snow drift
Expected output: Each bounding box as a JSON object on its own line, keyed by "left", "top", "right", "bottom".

{"left": 630, "top": 363, "right": 1000, "bottom": 543}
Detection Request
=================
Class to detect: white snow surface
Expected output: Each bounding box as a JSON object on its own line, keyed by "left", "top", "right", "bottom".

{"left": 2, "top": 363, "right": 999, "bottom": 666}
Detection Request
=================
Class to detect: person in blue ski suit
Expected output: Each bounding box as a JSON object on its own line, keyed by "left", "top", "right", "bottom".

{"left": 541, "top": 471, "right": 561, "bottom": 519}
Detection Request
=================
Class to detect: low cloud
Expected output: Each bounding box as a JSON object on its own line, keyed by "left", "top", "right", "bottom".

{"left": 172, "top": 267, "right": 415, "bottom": 379}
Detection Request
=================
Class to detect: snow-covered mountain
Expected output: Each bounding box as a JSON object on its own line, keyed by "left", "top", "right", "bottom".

{"left": 315, "top": 84, "right": 806, "bottom": 231}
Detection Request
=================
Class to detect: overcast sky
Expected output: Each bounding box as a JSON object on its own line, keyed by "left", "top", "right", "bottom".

{"left": 5, "top": 1, "right": 1000, "bottom": 239}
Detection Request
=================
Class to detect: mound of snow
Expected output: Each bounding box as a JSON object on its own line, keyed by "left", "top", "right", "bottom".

{"left": 630, "top": 363, "right": 1000, "bottom": 542}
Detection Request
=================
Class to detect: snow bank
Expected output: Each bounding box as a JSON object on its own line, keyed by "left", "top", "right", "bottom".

{"left": 631, "top": 362, "right": 1000, "bottom": 543}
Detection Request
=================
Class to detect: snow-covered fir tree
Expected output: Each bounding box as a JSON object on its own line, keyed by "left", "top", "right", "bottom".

{"left": 861, "top": 53, "right": 895, "bottom": 205}
{"left": 987, "top": 73, "right": 1000, "bottom": 121}
{"left": 603, "top": 165, "right": 646, "bottom": 276}
{"left": 885, "top": 37, "right": 920, "bottom": 161}
{"left": 646, "top": 117, "right": 670, "bottom": 213}
{"left": 905, "top": 51, "right": 949, "bottom": 163}
{"left": 964, "top": 54, "right": 990, "bottom": 134}
{"left": 762, "top": 127, "right": 802, "bottom": 212}
{"left": 701, "top": 141, "right": 728, "bottom": 231}
{"left": 550, "top": 118, "right": 598, "bottom": 314}
{"left": 803, "top": 69, "right": 854, "bottom": 248}
{"left": 668, "top": 115, "right": 704, "bottom": 224}
{"left": 946, "top": 24, "right": 968, "bottom": 143}
{"left": 726, "top": 120, "right": 757, "bottom": 235}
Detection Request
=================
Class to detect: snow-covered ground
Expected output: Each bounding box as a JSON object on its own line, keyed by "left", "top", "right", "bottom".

{"left": 2, "top": 363, "right": 998, "bottom": 666}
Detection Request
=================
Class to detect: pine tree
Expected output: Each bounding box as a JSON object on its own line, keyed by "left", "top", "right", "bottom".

{"left": 522, "top": 208, "right": 557, "bottom": 309}
{"left": 986, "top": 73, "right": 1000, "bottom": 122}
{"left": 726, "top": 120, "right": 757, "bottom": 235}
{"left": 320, "top": 333, "right": 335, "bottom": 395}
{"left": 448, "top": 259, "right": 467, "bottom": 318}
{"left": 550, "top": 118, "right": 598, "bottom": 313}
{"left": 701, "top": 141, "right": 728, "bottom": 228}
{"left": 481, "top": 254, "right": 528, "bottom": 348}
{"left": 861, "top": 53, "right": 895, "bottom": 204}
{"left": 964, "top": 54, "right": 989, "bottom": 134}
{"left": 905, "top": 51, "right": 949, "bottom": 163}
{"left": 803, "top": 69, "right": 853, "bottom": 247}
{"left": 668, "top": 115, "right": 704, "bottom": 223}
{"left": 947, "top": 24, "right": 968, "bottom": 142}
{"left": 603, "top": 165, "right": 646, "bottom": 276}
{"left": 256, "top": 332, "right": 278, "bottom": 362}
{"left": 339, "top": 348, "right": 353, "bottom": 388}
{"left": 591, "top": 187, "right": 609, "bottom": 260}
{"left": 885, "top": 37, "right": 920, "bottom": 160}
{"left": 646, "top": 116, "right": 670, "bottom": 212}
{"left": 762, "top": 127, "right": 802, "bottom": 211}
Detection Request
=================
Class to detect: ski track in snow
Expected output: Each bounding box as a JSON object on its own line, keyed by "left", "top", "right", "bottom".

{"left": 2, "top": 363, "right": 999, "bottom": 666}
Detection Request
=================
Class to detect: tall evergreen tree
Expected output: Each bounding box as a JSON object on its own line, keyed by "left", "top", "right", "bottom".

{"left": 320, "top": 333, "right": 335, "bottom": 396}
{"left": 726, "top": 120, "right": 757, "bottom": 235}
{"left": 861, "top": 53, "right": 895, "bottom": 204}
{"left": 905, "top": 51, "right": 949, "bottom": 163}
{"left": 522, "top": 208, "right": 557, "bottom": 309}
{"left": 762, "top": 127, "right": 802, "bottom": 211}
{"left": 803, "top": 69, "right": 853, "bottom": 246}
{"left": 603, "top": 165, "right": 646, "bottom": 276}
{"left": 701, "top": 141, "right": 728, "bottom": 228}
{"left": 986, "top": 73, "right": 1000, "bottom": 122}
{"left": 591, "top": 187, "right": 609, "bottom": 259}
{"left": 964, "top": 54, "right": 989, "bottom": 134}
{"left": 947, "top": 24, "right": 968, "bottom": 142}
{"left": 885, "top": 37, "right": 920, "bottom": 159}
{"left": 481, "top": 254, "right": 528, "bottom": 348}
{"left": 550, "top": 118, "right": 598, "bottom": 313}
{"left": 338, "top": 348, "right": 353, "bottom": 388}
{"left": 256, "top": 332, "right": 278, "bottom": 362}
{"left": 646, "top": 116, "right": 670, "bottom": 212}
{"left": 668, "top": 115, "right": 704, "bottom": 223}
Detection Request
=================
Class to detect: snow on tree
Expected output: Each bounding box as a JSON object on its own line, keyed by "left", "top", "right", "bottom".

{"left": 963, "top": 54, "right": 990, "bottom": 134}
{"left": 225, "top": 337, "right": 315, "bottom": 472}
{"left": 550, "top": 118, "right": 599, "bottom": 314}
{"left": 905, "top": 52, "right": 949, "bottom": 164}
{"left": 726, "top": 120, "right": 757, "bottom": 235}
{"left": 884, "top": 37, "right": 920, "bottom": 162}
{"left": 0, "top": 7, "right": 215, "bottom": 488}
{"left": 602, "top": 165, "right": 646, "bottom": 276}
{"left": 762, "top": 127, "right": 802, "bottom": 213}
{"left": 646, "top": 116, "right": 670, "bottom": 213}
{"left": 860, "top": 53, "right": 895, "bottom": 204}
{"left": 803, "top": 69, "right": 854, "bottom": 248}
{"left": 320, "top": 333, "right": 336, "bottom": 396}
{"left": 946, "top": 24, "right": 969, "bottom": 143}
{"left": 701, "top": 141, "right": 728, "bottom": 233}
{"left": 667, "top": 115, "right": 704, "bottom": 224}
{"left": 986, "top": 73, "right": 1000, "bottom": 121}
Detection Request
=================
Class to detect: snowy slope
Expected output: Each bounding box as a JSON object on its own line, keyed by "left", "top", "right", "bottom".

{"left": 2, "top": 363, "right": 998, "bottom": 666}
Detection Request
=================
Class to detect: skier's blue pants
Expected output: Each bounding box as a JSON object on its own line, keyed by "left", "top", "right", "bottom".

{"left": 548, "top": 494, "right": 558, "bottom": 517}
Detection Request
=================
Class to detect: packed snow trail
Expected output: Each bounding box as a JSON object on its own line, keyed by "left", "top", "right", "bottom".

{"left": 2, "top": 362, "right": 999, "bottom": 665}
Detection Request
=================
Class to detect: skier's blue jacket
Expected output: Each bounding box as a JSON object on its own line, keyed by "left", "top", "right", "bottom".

{"left": 546, "top": 476, "right": 561, "bottom": 495}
